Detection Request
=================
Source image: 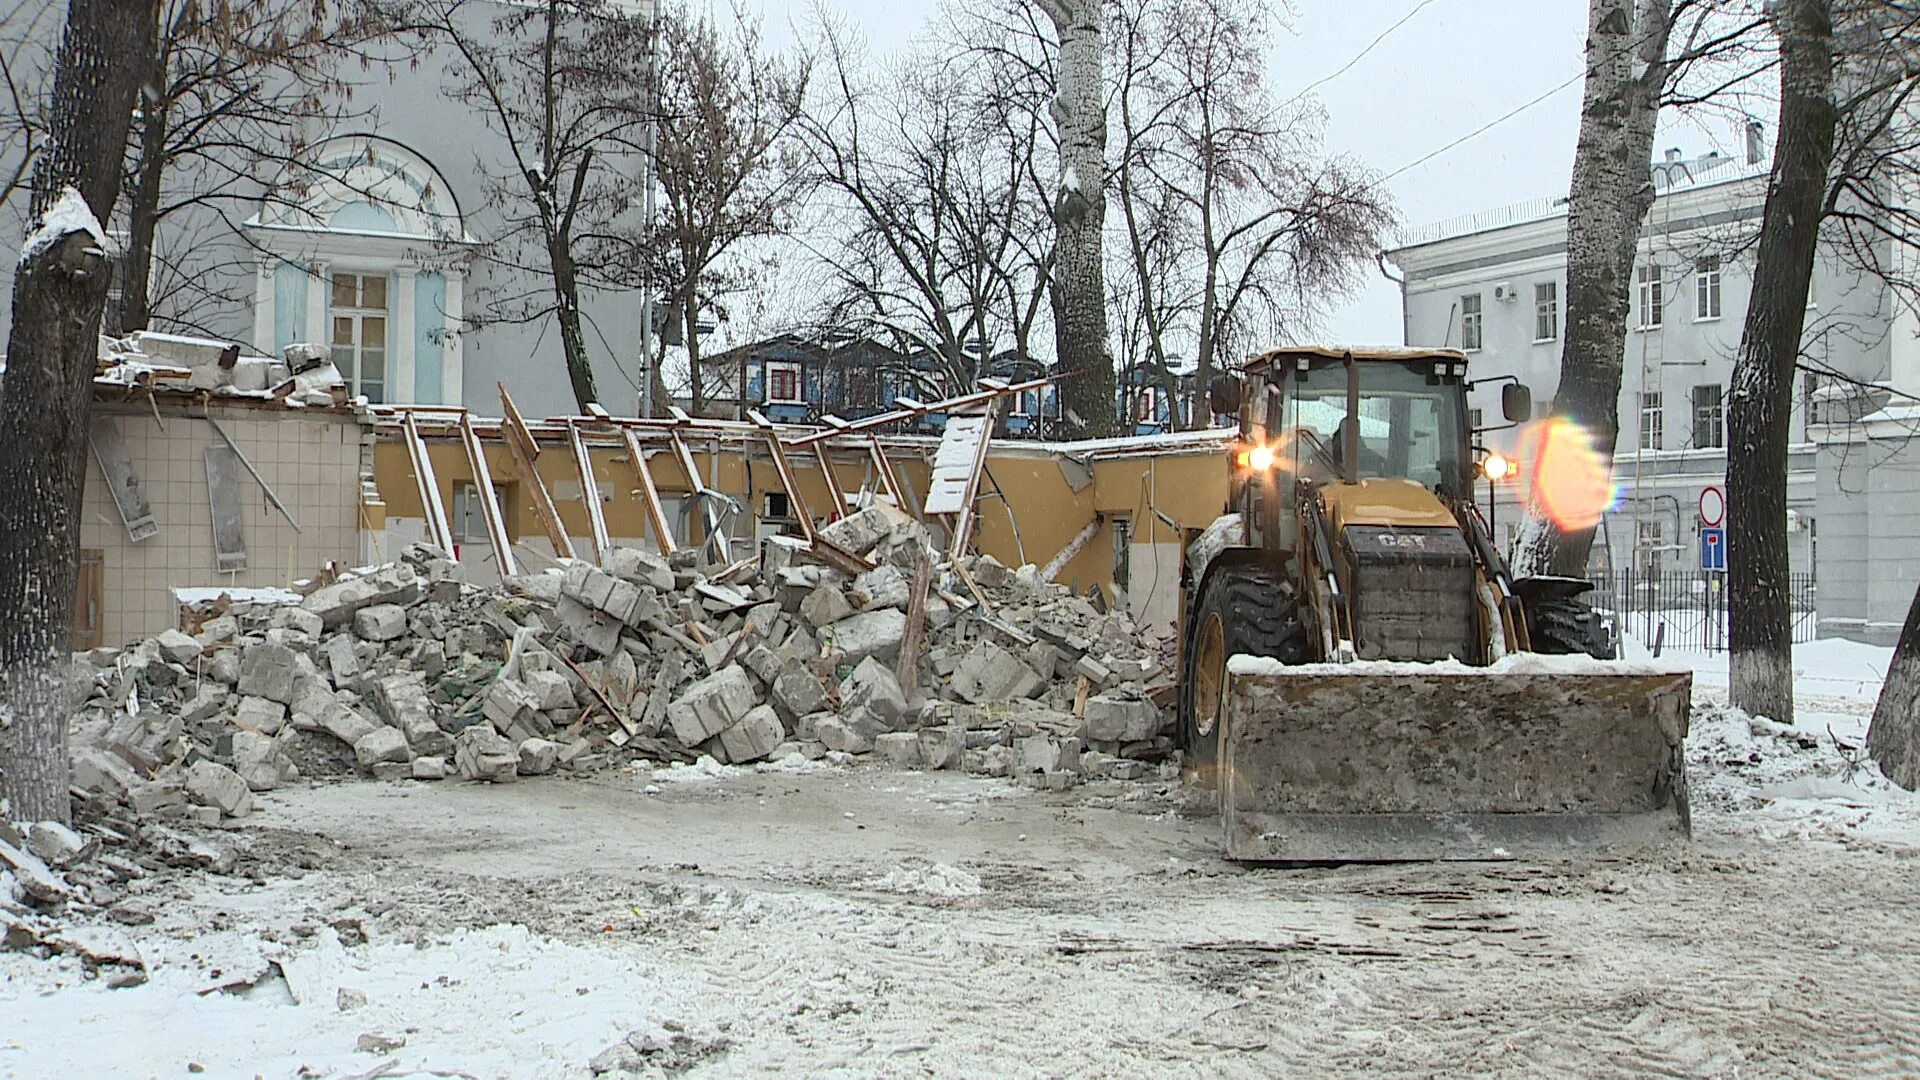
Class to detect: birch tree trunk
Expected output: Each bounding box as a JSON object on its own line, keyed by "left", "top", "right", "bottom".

{"left": 1727, "top": 0, "right": 1835, "bottom": 726}
{"left": 1037, "top": 0, "right": 1114, "bottom": 438}
{"left": 1868, "top": 584, "right": 1920, "bottom": 789}
{"left": 0, "top": 0, "right": 157, "bottom": 824}
{"left": 1510, "top": 0, "right": 1672, "bottom": 579}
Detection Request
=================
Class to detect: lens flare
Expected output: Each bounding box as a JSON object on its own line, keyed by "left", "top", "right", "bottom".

{"left": 1248, "top": 446, "right": 1276, "bottom": 472}
{"left": 1516, "top": 418, "right": 1615, "bottom": 531}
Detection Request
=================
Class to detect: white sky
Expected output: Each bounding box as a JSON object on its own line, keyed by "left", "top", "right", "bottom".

{"left": 746, "top": 0, "right": 1761, "bottom": 346}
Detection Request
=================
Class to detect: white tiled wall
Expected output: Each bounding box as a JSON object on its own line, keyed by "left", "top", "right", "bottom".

{"left": 79, "top": 403, "right": 369, "bottom": 645}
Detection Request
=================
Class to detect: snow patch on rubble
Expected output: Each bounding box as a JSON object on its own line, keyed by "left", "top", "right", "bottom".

{"left": 869, "top": 861, "right": 984, "bottom": 898}
{"left": 755, "top": 752, "right": 843, "bottom": 775}
{"left": 645, "top": 755, "right": 741, "bottom": 783}
{"left": 0, "top": 923, "right": 699, "bottom": 1076}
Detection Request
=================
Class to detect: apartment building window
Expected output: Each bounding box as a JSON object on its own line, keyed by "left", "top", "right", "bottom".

{"left": 1460, "top": 293, "right": 1483, "bottom": 351}
{"left": 1534, "top": 281, "right": 1559, "bottom": 341}
{"left": 1692, "top": 383, "right": 1725, "bottom": 448}
{"left": 765, "top": 360, "right": 802, "bottom": 403}
{"left": 330, "top": 271, "right": 389, "bottom": 402}
{"left": 1639, "top": 390, "right": 1663, "bottom": 450}
{"left": 1637, "top": 517, "right": 1665, "bottom": 576}
{"left": 1694, "top": 255, "right": 1722, "bottom": 320}
{"left": 1636, "top": 264, "right": 1663, "bottom": 328}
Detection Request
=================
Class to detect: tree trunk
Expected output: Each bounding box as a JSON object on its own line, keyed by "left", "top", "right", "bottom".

{"left": 0, "top": 0, "right": 157, "bottom": 825}
{"left": 682, "top": 284, "right": 705, "bottom": 418}
{"left": 1727, "top": 0, "right": 1835, "bottom": 726}
{"left": 1868, "top": 584, "right": 1920, "bottom": 789}
{"left": 1040, "top": 0, "right": 1113, "bottom": 439}
{"left": 548, "top": 235, "right": 599, "bottom": 411}
{"left": 1510, "top": 0, "right": 1671, "bottom": 579}
{"left": 118, "top": 63, "right": 171, "bottom": 335}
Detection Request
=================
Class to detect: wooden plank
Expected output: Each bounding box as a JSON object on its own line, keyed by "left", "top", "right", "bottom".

{"left": 87, "top": 417, "right": 158, "bottom": 542}
{"left": 203, "top": 444, "right": 248, "bottom": 571}
{"left": 497, "top": 383, "right": 575, "bottom": 560}
{"left": 943, "top": 402, "right": 1000, "bottom": 561}
{"left": 566, "top": 420, "right": 610, "bottom": 563}
{"left": 786, "top": 374, "right": 1051, "bottom": 447}
{"left": 402, "top": 411, "right": 457, "bottom": 557}
{"left": 620, "top": 428, "right": 678, "bottom": 556}
{"left": 73, "top": 549, "right": 104, "bottom": 652}
{"left": 896, "top": 555, "right": 931, "bottom": 697}
{"left": 923, "top": 411, "right": 991, "bottom": 515}
{"left": 811, "top": 441, "right": 843, "bottom": 519}
{"left": 458, "top": 412, "right": 517, "bottom": 577}
{"left": 750, "top": 411, "right": 816, "bottom": 542}
{"left": 202, "top": 413, "right": 300, "bottom": 533}
{"left": 866, "top": 434, "right": 906, "bottom": 511}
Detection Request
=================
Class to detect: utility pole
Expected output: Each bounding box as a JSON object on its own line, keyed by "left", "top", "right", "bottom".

{"left": 637, "top": 3, "right": 659, "bottom": 419}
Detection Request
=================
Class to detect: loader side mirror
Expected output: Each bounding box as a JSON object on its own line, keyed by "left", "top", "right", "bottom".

{"left": 1208, "top": 374, "right": 1243, "bottom": 417}
{"left": 1502, "top": 383, "right": 1533, "bottom": 422}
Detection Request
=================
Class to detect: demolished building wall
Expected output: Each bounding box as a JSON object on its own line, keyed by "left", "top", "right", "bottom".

{"left": 79, "top": 398, "right": 370, "bottom": 646}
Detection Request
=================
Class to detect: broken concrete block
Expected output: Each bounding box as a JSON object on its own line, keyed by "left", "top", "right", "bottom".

{"left": 454, "top": 725, "right": 518, "bottom": 782}
{"left": 666, "top": 665, "right": 758, "bottom": 747}
{"left": 412, "top": 756, "right": 449, "bottom": 781}
{"left": 715, "top": 705, "right": 784, "bottom": 764}
{"left": 353, "top": 603, "right": 409, "bottom": 642}
{"left": 917, "top": 725, "right": 965, "bottom": 770}
{"left": 322, "top": 634, "right": 361, "bottom": 681}
{"left": 818, "top": 504, "right": 898, "bottom": 556}
{"left": 871, "top": 731, "right": 922, "bottom": 768}
{"left": 1017, "top": 734, "right": 1062, "bottom": 774}
{"left": 1084, "top": 691, "right": 1161, "bottom": 743}
{"left": 771, "top": 660, "right": 829, "bottom": 720}
{"left": 555, "top": 595, "right": 623, "bottom": 657}
{"left": 951, "top": 642, "right": 1044, "bottom": 704}
{"left": 517, "top": 737, "right": 560, "bottom": 775}
{"left": 839, "top": 656, "right": 908, "bottom": 727}
{"left": 969, "top": 554, "right": 1012, "bottom": 588}
{"left": 1073, "top": 655, "right": 1113, "bottom": 686}
{"left": 353, "top": 726, "right": 411, "bottom": 768}
{"left": 207, "top": 650, "right": 241, "bottom": 686}
{"left": 484, "top": 678, "right": 540, "bottom": 733}
{"left": 819, "top": 609, "right": 907, "bottom": 666}
{"left": 605, "top": 547, "right": 676, "bottom": 592}
{"left": 184, "top": 760, "right": 253, "bottom": 817}
{"left": 270, "top": 606, "right": 325, "bottom": 639}
{"left": 799, "top": 585, "right": 854, "bottom": 630}
{"left": 180, "top": 684, "right": 229, "bottom": 724}
{"left": 1026, "top": 642, "right": 1064, "bottom": 680}
{"left": 850, "top": 565, "right": 909, "bottom": 611}
{"left": 964, "top": 744, "right": 1016, "bottom": 777}
{"left": 25, "top": 821, "right": 93, "bottom": 868}
{"left": 154, "top": 628, "right": 202, "bottom": 666}
{"left": 194, "top": 615, "right": 238, "bottom": 648}
{"left": 522, "top": 669, "right": 576, "bottom": 712}
{"left": 815, "top": 712, "right": 885, "bottom": 755}
{"left": 237, "top": 642, "right": 297, "bottom": 703}
{"left": 231, "top": 730, "right": 281, "bottom": 792}
{"left": 318, "top": 703, "right": 379, "bottom": 749}
{"left": 233, "top": 695, "right": 287, "bottom": 736}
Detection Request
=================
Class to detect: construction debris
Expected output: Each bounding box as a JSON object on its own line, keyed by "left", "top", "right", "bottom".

{"left": 61, "top": 504, "right": 1177, "bottom": 823}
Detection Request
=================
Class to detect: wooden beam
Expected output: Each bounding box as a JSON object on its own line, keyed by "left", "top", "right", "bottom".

{"left": 750, "top": 410, "right": 815, "bottom": 542}
{"left": 810, "top": 440, "right": 842, "bottom": 519}
{"left": 497, "top": 383, "right": 575, "bottom": 560}
{"left": 458, "top": 412, "right": 518, "bottom": 577}
{"left": 566, "top": 420, "right": 610, "bottom": 563}
{"left": 866, "top": 433, "right": 906, "bottom": 511}
{"left": 402, "top": 410, "right": 457, "bottom": 557}
{"left": 946, "top": 403, "right": 999, "bottom": 563}
{"left": 786, "top": 375, "right": 1051, "bottom": 446}
{"left": 620, "top": 427, "right": 678, "bottom": 556}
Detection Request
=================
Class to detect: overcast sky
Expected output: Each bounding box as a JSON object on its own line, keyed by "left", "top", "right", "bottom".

{"left": 746, "top": 0, "right": 1760, "bottom": 346}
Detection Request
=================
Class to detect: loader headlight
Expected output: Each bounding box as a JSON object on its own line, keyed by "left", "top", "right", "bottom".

{"left": 1248, "top": 446, "right": 1276, "bottom": 472}
{"left": 1482, "top": 453, "right": 1512, "bottom": 481}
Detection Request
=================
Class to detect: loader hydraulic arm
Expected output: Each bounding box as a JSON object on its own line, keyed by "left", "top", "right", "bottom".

{"left": 1458, "top": 502, "right": 1531, "bottom": 654}
{"left": 1299, "top": 484, "right": 1352, "bottom": 660}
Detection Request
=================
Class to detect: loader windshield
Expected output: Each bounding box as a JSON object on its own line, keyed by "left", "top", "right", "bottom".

{"left": 1283, "top": 359, "right": 1466, "bottom": 491}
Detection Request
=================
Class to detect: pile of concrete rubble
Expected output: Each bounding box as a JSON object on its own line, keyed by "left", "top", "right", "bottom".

{"left": 65, "top": 504, "right": 1177, "bottom": 824}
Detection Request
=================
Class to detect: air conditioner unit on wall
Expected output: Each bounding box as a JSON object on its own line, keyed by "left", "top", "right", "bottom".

{"left": 1492, "top": 282, "right": 1518, "bottom": 302}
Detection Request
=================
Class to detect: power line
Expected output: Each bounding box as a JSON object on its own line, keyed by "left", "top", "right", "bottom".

{"left": 1284, "top": 0, "right": 1444, "bottom": 106}
{"left": 1377, "top": 70, "right": 1585, "bottom": 185}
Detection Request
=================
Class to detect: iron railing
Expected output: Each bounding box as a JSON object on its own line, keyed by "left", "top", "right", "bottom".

{"left": 1583, "top": 570, "right": 1818, "bottom": 654}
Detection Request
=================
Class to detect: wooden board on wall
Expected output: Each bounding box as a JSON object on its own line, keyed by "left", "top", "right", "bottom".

{"left": 204, "top": 444, "right": 248, "bottom": 571}
{"left": 73, "top": 549, "right": 103, "bottom": 652}
{"left": 89, "top": 417, "right": 158, "bottom": 542}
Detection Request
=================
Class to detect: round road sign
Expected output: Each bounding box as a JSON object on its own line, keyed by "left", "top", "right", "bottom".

{"left": 1699, "top": 486, "right": 1726, "bottom": 527}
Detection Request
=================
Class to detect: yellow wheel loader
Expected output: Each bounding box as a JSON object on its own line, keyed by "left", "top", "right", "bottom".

{"left": 1179, "top": 346, "right": 1691, "bottom": 863}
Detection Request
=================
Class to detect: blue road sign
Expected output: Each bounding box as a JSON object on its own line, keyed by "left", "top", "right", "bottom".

{"left": 1700, "top": 527, "right": 1726, "bottom": 572}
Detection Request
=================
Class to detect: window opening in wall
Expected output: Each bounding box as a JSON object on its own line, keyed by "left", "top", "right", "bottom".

{"left": 331, "top": 271, "right": 389, "bottom": 402}
{"left": 1694, "top": 255, "right": 1722, "bottom": 320}
{"left": 1636, "top": 263, "right": 1663, "bottom": 328}
{"left": 1636, "top": 517, "right": 1665, "bottom": 576}
{"left": 1692, "top": 383, "right": 1725, "bottom": 448}
{"left": 763, "top": 490, "right": 791, "bottom": 519}
{"left": 1534, "top": 281, "right": 1558, "bottom": 341}
{"left": 1111, "top": 515, "right": 1132, "bottom": 597}
{"left": 451, "top": 481, "right": 513, "bottom": 545}
{"left": 1639, "top": 391, "right": 1663, "bottom": 450}
{"left": 1460, "top": 293, "right": 1483, "bottom": 350}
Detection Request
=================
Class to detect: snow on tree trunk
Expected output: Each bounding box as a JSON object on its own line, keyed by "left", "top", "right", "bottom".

{"left": 1727, "top": 0, "right": 1836, "bottom": 727}
{"left": 0, "top": 0, "right": 157, "bottom": 824}
{"left": 1868, "top": 584, "right": 1920, "bottom": 789}
{"left": 1509, "top": 0, "right": 1670, "bottom": 580}
{"left": 1038, "top": 0, "right": 1114, "bottom": 439}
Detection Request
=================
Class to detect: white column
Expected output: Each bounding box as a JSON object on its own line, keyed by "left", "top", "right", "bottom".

{"left": 253, "top": 259, "right": 276, "bottom": 356}
{"left": 393, "top": 267, "right": 418, "bottom": 405}
{"left": 305, "top": 261, "right": 330, "bottom": 350}
{"left": 443, "top": 268, "right": 465, "bottom": 407}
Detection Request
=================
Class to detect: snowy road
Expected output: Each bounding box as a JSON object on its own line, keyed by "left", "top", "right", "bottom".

{"left": 8, "top": 743, "right": 1920, "bottom": 1078}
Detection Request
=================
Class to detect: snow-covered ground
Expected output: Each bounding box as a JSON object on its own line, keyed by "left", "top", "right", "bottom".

{"left": 7, "top": 639, "right": 1920, "bottom": 1077}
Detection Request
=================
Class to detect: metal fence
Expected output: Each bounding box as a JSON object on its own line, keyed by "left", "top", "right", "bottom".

{"left": 1583, "top": 571, "right": 1818, "bottom": 655}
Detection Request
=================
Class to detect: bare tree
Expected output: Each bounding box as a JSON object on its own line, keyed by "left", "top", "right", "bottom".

{"left": 114, "top": 0, "right": 409, "bottom": 336}
{"left": 0, "top": 1, "right": 56, "bottom": 212}
{"left": 416, "top": 0, "right": 651, "bottom": 411}
{"left": 650, "top": 2, "right": 809, "bottom": 418}
{"left": 1031, "top": 0, "right": 1113, "bottom": 436}
{"left": 1109, "top": 0, "right": 1390, "bottom": 429}
{"left": 0, "top": 0, "right": 157, "bottom": 824}
{"left": 1870, "top": 583, "right": 1920, "bottom": 788}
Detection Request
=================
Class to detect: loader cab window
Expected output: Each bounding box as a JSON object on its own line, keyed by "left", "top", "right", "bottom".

{"left": 1282, "top": 360, "right": 1466, "bottom": 492}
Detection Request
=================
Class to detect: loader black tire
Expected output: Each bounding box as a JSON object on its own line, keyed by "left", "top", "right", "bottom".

{"left": 1180, "top": 563, "right": 1308, "bottom": 787}
{"left": 1524, "top": 593, "right": 1613, "bottom": 659}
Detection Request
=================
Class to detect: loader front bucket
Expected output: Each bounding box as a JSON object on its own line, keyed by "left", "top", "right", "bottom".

{"left": 1218, "top": 656, "right": 1692, "bottom": 863}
